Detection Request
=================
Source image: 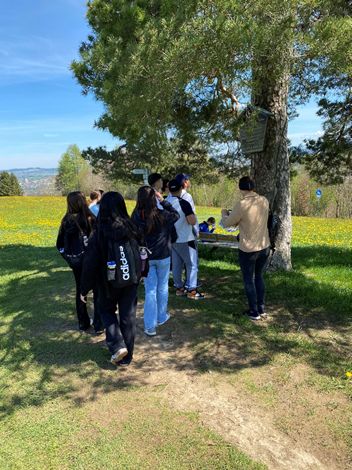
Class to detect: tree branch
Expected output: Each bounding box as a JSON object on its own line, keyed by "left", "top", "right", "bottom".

{"left": 216, "top": 76, "right": 240, "bottom": 114}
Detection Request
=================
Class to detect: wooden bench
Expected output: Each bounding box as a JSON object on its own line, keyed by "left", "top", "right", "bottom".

{"left": 198, "top": 232, "right": 239, "bottom": 250}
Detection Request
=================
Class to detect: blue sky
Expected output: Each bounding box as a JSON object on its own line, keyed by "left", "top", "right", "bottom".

{"left": 0, "top": 1, "right": 322, "bottom": 170}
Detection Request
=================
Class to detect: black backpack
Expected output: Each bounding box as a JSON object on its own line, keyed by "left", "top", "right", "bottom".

{"left": 62, "top": 221, "right": 88, "bottom": 269}
{"left": 267, "top": 211, "right": 281, "bottom": 251}
{"left": 106, "top": 238, "right": 142, "bottom": 288}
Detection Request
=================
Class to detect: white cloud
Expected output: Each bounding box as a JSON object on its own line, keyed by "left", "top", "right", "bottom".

{"left": 0, "top": 117, "right": 98, "bottom": 134}
{"left": 0, "top": 34, "right": 71, "bottom": 83}
{"left": 288, "top": 100, "right": 323, "bottom": 145}
{"left": 0, "top": 115, "right": 118, "bottom": 170}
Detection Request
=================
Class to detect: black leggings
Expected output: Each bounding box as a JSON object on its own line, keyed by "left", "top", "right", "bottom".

{"left": 72, "top": 266, "right": 103, "bottom": 331}
{"left": 98, "top": 285, "right": 138, "bottom": 362}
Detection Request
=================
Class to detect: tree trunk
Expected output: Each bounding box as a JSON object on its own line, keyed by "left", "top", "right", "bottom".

{"left": 251, "top": 63, "right": 292, "bottom": 270}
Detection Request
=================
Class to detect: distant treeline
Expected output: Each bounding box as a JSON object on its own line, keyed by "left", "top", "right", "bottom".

{"left": 0, "top": 171, "right": 23, "bottom": 196}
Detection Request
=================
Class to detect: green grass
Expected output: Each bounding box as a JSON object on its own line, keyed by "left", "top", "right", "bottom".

{"left": 0, "top": 244, "right": 264, "bottom": 470}
{"left": 191, "top": 245, "right": 352, "bottom": 379}
{"left": 0, "top": 198, "right": 266, "bottom": 469}
{"left": 0, "top": 196, "right": 351, "bottom": 468}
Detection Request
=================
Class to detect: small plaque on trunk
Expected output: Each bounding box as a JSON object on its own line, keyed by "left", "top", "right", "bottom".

{"left": 239, "top": 107, "right": 273, "bottom": 154}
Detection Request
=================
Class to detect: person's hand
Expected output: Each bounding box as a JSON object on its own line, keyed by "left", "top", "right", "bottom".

{"left": 221, "top": 209, "right": 230, "bottom": 217}
{"left": 80, "top": 294, "right": 87, "bottom": 303}
{"left": 154, "top": 191, "right": 164, "bottom": 202}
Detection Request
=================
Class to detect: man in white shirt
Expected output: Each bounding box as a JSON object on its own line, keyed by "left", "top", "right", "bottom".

{"left": 168, "top": 179, "right": 204, "bottom": 300}
{"left": 174, "top": 173, "right": 199, "bottom": 235}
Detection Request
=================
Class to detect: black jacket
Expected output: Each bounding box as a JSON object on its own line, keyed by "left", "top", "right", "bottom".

{"left": 132, "top": 200, "right": 179, "bottom": 260}
{"left": 56, "top": 214, "right": 93, "bottom": 255}
{"left": 80, "top": 218, "right": 141, "bottom": 296}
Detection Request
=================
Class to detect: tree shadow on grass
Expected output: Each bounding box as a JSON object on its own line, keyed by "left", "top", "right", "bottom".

{"left": 0, "top": 244, "right": 351, "bottom": 419}
{"left": 0, "top": 245, "right": 148, "bottom": 419}
{"left": 179, "top": 245, "right": 352, "bottom": 376}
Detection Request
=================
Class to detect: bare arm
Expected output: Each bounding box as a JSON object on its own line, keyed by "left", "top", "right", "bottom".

{"left": 186, "top": 214, "right": 197, "bottom": 226}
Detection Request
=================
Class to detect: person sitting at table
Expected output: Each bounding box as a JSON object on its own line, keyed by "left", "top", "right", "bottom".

{"left": 199, "top": 217, "right": 216, "bottom": 233}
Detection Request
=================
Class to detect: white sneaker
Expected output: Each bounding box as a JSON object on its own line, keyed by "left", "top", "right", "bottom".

{"left": 111, "top": 348, "right": 128, "bottom": 365}
{"left": 243, "top": 310, "right": 261, "bottom": 321}
{"left": 158, "top": 313, "right": 170, "bottom": 326}
{"left": 144, "top": 328, "right": 157, "bottom": 336}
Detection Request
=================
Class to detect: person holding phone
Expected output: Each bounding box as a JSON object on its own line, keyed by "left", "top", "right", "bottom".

{"left": 221, "top": 176, "right": 270, "bottom": 320}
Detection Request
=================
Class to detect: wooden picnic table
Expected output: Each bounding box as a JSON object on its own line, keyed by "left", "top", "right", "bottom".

{"left": 198, "top": 232, "right": 239, "bottom": 249}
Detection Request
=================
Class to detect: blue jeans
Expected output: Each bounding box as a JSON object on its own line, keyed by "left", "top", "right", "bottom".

{"left": 238, "top": 247, "right": 270, "bottom": 314}
{"left": 144, "top": 257, "right": 171, "bottom": 330}
{"left": 171, "top": 241, "right": 198, "bottom": 290}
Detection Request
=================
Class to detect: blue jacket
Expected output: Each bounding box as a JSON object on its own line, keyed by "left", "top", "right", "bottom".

{"left": 199, "top": 221, "right": 215, "bottom": 233}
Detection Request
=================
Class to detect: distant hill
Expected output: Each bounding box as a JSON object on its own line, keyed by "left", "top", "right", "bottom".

{"left": 6, "top": 168, "right": 59, "bottom": 195}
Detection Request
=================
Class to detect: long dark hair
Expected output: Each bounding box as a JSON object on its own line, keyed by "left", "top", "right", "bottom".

{"left": 133, "top": 186, "right": 163, "bottom": 235}
{"left": 63, "top": 191, "right": 94, "bottom": 234}
{"left": 98, "top": 191, "right": 139, "bottom": 239}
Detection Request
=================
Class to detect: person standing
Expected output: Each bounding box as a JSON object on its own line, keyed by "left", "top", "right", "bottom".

{"left": 174, "top": 173, "right": 199, "bottom": 235}
{"left": 221, "top": 176, "right": 270, "bottom": 321}
{"left": 148, "top": 173, "right": 163, "bottom": 192}
{"left": 80, "top": 192, "right": 141, "bottom": 366}
{"left": 161, "top": 178, "right": 170, "bottom": 198}
{"left": 56, "top": 191, "right": 103, "bottom": 333}
{"left": 168, "top": 179, "right": 205, "bottom": 300}
{"left": 88, "top": 190, "right": 101, "bottom": 217}
{"left": 132, "top": 186, "right": 180, "bottom": 336}
{"left": 148, "top": 173, "right": 163, "bottom": 209}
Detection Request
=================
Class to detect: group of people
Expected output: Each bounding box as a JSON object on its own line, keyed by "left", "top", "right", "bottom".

{"left": 56, "top": 173, "right": 271, "bottom": 367}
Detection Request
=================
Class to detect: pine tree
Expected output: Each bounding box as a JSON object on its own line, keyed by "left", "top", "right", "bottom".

{"left": 0, "top": 172, "right": 23, "bottom": 196}
{"left": 9, "top": 173, "right": 23, "bottom": 196}
{"left": 72, "top": 0, "right": 352, "bottom": 269}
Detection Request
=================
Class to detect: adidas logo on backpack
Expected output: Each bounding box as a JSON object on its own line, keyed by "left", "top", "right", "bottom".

{"left": 119, "top": 245, "right": 130, "bottom": 281}
{"left": 106, "top": 239, "right": 142, "bottom": 288}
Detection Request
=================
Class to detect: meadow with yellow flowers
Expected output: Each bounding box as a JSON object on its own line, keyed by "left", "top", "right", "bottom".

{"left": 0, "top": 196, "right": 351, "bottom": 469}
{"left": 1, "top": 196, "right": 351, "bottom": 248}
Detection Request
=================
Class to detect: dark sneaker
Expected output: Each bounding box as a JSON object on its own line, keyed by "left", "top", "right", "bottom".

{"left": 117, "top": 358, "right": 132, "bottom": 367}
{"left": 79, "top": 325, "right": 92, "bottom": 332}
{"left": 158, "top": 313, "right": 170, "bottom": 326}
{"left": 176, "top": 288, "right": 187, "bottom": 297}
{"left": 111, "top": 348, "right": 128, "bottom": 365}
{"left": 94, "top": 328, "right": 105, "bottom": 335}
{"left": 243, "top": 310, "right": 261, "bottom": 321}
{"left": 187, "top": 289, "right": 205, "bottom": 300}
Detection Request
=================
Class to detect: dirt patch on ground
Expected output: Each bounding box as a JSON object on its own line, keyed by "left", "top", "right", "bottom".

{"left": 86, "top": 306, "right": 350, "bottom": 470}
